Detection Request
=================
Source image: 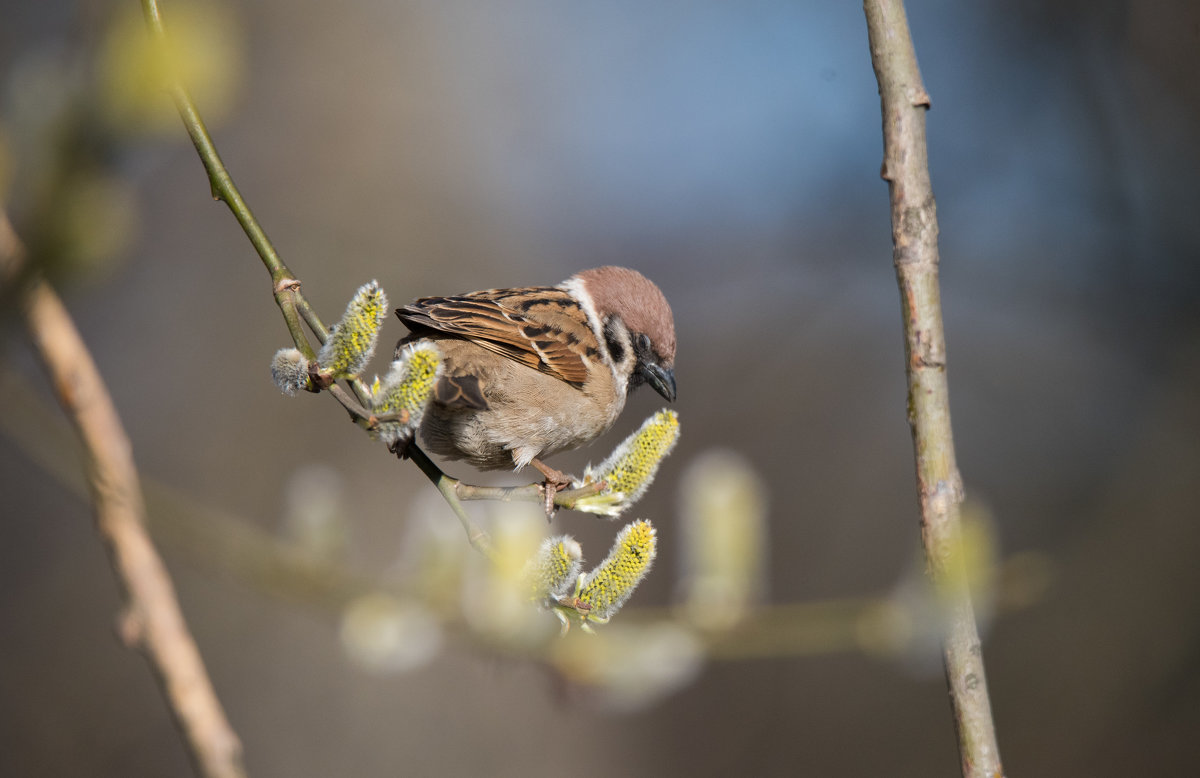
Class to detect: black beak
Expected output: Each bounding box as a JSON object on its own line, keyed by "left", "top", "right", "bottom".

{"left": 642, "top": 363, "right": 677, "bottom": 402}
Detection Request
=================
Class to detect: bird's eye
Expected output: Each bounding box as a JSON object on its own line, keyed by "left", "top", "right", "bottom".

{"left": 635, "top": 333, "right": 651, "bottom": 352}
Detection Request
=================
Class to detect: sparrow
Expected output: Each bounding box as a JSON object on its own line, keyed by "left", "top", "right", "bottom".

{"left": 394, "top": 266, "right": 677, "bottom": 500}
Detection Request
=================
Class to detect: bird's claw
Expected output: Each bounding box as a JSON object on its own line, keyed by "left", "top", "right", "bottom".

{"left": 538, "top": 478, "right": 572, "bottom": 519}
{"left": 531, "top": 457, "right": 573, "bottom": 520}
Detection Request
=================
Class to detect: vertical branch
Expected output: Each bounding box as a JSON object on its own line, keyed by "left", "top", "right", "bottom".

{"left": 4, "top": 215, "right": 247, "bottom": 778}
{"left": 862, "top": 2, "right": 1004, "bottom": 777}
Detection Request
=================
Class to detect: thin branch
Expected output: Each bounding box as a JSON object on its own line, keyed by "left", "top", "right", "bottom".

{"left": 139, "top": 0, "right": 315, "bottom": 359}
{"left": 135, "top": 0, "right": 507, "bottom": 541}
{"left": 326, "top": 383, "right": 380, "bottom": 424}
{"left": 863, "top": 2, "right": 1004, "bottom": 777}
{"left": 403, "top": 445, "right": 495, "bottom": 557}
{"left": 457, "top": 480, "right": 608, "bottom": 508}
{"left": 294, "top": 294, "right": 329, "bottom": 343}
{"left": 402, "top": 444, "right": 613, "bottom": 551}
{"left": 139, "top": 0, "right": 663, "bottom": 570}
{"left": 3, "top": 215, "right": 246, "bottom": 778}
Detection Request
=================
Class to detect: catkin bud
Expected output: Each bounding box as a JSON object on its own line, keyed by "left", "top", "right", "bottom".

{"left": 270, "top": 348, "right": 311, "bottom": 395}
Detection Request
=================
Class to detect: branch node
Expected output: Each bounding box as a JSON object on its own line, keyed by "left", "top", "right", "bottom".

{"left": 307, "top": 362, "right": 335, "bottom": 391}
{"left": 274, "top": 277, "right": 301, "bottom": 295}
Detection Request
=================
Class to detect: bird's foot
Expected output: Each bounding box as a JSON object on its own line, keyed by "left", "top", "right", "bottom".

{"left": 531, "top": 458, "right": 574, "bottom": 519}
{"left": 388, "top": 438, "right": 415, "bottom": 460}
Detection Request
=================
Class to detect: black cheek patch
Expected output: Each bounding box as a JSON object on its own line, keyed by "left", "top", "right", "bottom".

{"left": 603, "top": 317, "right": 626, "bottom": 364}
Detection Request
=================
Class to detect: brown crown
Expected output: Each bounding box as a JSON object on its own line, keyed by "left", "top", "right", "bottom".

{"left": 575, "top": 266, "right": 676, "bottom": 365}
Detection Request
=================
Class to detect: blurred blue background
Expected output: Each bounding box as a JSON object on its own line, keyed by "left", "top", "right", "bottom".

{"left": 3, "top": 1, "right": 1199, "bottom": 775}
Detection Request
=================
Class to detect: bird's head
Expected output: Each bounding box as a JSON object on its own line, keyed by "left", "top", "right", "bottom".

{"left": 570, "top": 266, "right": 677, "bottom": 403}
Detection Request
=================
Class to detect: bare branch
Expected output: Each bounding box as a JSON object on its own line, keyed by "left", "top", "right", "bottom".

{"left": 863, "top": 2, "right": 1005, "bottom": 776}
{"left": 3, "top": 214, "right": 246, "bottom": 778}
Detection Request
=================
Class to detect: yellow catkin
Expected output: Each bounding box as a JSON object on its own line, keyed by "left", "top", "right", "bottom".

{"left": 577, "top": 520, "right": 657, "bottom": 621}
{"left": 371, "top": 343, "right": 441, "bottom": 445}
{"left": 523, "top": 535, "right": 583, "bottom": 603}
{"left": 574, "top": 410, "right": 680, "bottom": 517}
{"left": 317, "top": 280, "right": 388, "bottom": 378}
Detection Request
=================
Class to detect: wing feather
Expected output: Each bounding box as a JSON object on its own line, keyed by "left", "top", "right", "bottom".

{"left": 397, "top": 286, "right": 598, "bottom": 385}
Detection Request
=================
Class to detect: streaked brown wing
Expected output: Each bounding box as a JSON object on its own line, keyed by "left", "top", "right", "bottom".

{"left": 397, "top": 286, "right": 597, "bottom": 385}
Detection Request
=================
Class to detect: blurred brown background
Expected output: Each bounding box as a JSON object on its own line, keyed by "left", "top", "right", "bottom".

{"left": 3, "top": 1, "right": 1200, "bottom": 776}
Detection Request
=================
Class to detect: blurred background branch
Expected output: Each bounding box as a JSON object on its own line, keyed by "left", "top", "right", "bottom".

{"left": 1, "top": 213, "right": 246, "bottom": 778}
{"left": 0, "top": 360, "right": 1047, "bottom": 663}
{"left": 864, "top": 1, "right": 1003, "bottom": 775}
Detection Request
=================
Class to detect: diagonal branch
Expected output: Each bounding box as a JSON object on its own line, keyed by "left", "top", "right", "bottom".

{"left": 2, "top": 213, "right": 247, "bottom": 778}
{"left": 140, "top": 0, "right": 314, "bottom": 360}
{"left": 137, "top": 0, "right": 516, "bottom": 542}
{"left": 863, "top": 2, "right": 1004, "bottom": 777}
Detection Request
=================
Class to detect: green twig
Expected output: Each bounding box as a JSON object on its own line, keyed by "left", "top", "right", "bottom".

{"left": 406, "top": 443, "right": 605, "bottom": 504}
{"left": 325, "top": 384, "right": 376, "bottom": 421}
{"left": 404, "top": 446, "right": 495, "bottom": 558}
{"left": 457, "top": 480, "right": 608, "bottom": 509}
{"left": 137, "top": 0, "right": 484, "bottom": 538}
{"left": 140, "top": 0, "right": 314, "bottom": 358}
{"left": 142, "top": 0, "right": 631, "bottom": 566}
{"left": 401, "top": 443, "right": 615, "bottom": 556}
{"left": 295, "top": 295, "right": 329, "bottom": 342}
